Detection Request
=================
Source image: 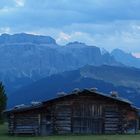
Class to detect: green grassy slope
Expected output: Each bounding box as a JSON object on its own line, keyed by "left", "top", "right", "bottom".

{"left": 0, "top": 124, "right": 140, "bottom": 140}
{"left": 80, "top": 65, "right": 140, "bottom": 89}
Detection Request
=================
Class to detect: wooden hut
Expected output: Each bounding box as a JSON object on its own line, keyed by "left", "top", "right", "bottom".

{"left": 5, "top": 89, "right": 139, "bottom": 135}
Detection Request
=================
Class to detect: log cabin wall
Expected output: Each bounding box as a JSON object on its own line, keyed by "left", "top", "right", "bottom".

{"left": 72, "top": 102, "right": 103, "bottom": 134}
{"left": 104, "top": 105, "right": 121, "bottom": 134}
{"left": 52, "top": 101, "right": 72, "bottom": 134}
{"left": 49, "top": 93, "right": 127, "bottom": 134}
{"left": 39, "top": 106, "right": 53, "bottom": 135}
{"left": 7, "top": 90, "right": 139, "bottom": 135}
{"left": 121, "top": 108, "right": 139, "bottom": 134}
{"left": 71, "top": 95, "right": 104, "bottom": 134}
{"left": 8, "top": 113, "right": 15, "bottom": 134}
{"left": 8, "top": 111, "right": 40, "bottom": 135}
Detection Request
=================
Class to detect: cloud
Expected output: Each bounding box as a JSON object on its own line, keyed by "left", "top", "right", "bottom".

{"left": 56, "top": 32, "right": 71, "bottom": 42}
{"left": 1, "top": 0, "right": 140, "bottom": 28}
{"left": 56, "top": 31, "right": 95, "bottom": 45}
{"left": 52, "top": 21, "right": 140, "bottom": 52}
{"left": 0, "top": 6, "right": 12, "bottom": 13}
{"left": 22, "top": 0, "right": 140, "bottom": 22}
{"left": 0, "top": 27, "right": 11, "bottom": 34}
{"left": 0, "top": 0, "right": 15, "bottom": 8}
{"left": 132, "top": 53, "right": 140, "bottom": 58}
{"left": 0, "top": 0, "right": 140, "bottom": 52}
{"left": 14, "top": 0, "right": 25, "bottom": 7}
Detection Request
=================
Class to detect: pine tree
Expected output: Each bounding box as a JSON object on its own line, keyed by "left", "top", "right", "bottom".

{"left": 0, "top": 82, "right": 7, "bottom": 124}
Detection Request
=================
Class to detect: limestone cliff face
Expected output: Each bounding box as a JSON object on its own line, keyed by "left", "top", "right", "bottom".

{"left": 0, "top": 33, "right": 119, "bottom": 92}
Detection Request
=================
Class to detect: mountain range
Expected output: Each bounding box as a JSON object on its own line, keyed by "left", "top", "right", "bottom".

{"left": 0, "top": 33, "right": 140, "bottom": 108}
{"left": 8, "top": 65, "right": 140, "bottom": 108}
{"left": 0, "top": 33, "right": 120, "bottom": 93}
{"left": 111, "top": 49, "right": 140, "bottom": 68}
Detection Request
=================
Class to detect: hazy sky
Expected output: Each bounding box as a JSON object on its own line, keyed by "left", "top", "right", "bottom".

{"left": 0, "top": 0, "right": 140, "bottom": 54}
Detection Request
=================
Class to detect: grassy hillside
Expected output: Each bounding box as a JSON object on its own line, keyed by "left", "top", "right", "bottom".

{"left": 0, "top": 124, "right": 140, "bottom": 140}
{"left": 8, "top": 65, "right": 140, "bottom": 108}
{"left": 80, "top": 65, "right": 140, "bottom": 89}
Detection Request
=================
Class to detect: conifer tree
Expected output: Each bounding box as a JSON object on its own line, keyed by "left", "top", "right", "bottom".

{"left": 0, "top": 82, "right": 7, "bottom": 124}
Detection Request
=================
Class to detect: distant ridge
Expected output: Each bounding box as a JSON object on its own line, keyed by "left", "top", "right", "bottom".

{"left": 0, "top": 33, "right": 56, "bottom": 44}
{"left": 0, "top": 33, "right": 140, "bottom": 109}
{"left": 8, "top": 65, "right": 140, "bottom": 108}
{"left": 111, "top": 49, "right": 140, "bottom": 68}
{"left": 0, "top": 33, "right": 120, "bottom": 94}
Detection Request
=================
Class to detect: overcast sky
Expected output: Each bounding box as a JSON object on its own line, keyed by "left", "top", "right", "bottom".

{"left": 0, "top": 0, "right": 140, "bottom": 55}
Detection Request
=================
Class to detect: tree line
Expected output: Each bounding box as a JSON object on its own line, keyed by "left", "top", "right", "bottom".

{"left": 0, "top": 82, "right": 7, "bottom": 124}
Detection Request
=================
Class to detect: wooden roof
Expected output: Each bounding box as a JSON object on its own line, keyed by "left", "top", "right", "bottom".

{"left": 5, "top": 88, "right": 137, "bottom": 113}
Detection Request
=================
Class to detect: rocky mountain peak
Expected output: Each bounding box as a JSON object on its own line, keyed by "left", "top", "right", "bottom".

{"left": 0, "top": 33, "right": 56, "bottom": 45}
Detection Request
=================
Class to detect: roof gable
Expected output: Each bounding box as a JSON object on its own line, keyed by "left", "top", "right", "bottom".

{"left": 5, "top": 88, "right": 135, "bottom": 113}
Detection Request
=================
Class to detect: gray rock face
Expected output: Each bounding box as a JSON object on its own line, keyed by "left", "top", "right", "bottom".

{"left": 0, "top": 33, "right": 56, "bottom": 44}
{"left": 111, "top": 49, "right": 140, "bottom": 68}
{"left": 0, "top": 33, "right": 119, "bottom": 93}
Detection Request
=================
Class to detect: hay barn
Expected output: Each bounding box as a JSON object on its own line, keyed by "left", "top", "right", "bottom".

{"left": 5, "top": 88, "right": 139, "bottom": 135}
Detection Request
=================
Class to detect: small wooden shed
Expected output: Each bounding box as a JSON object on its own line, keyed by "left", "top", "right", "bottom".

{"left": 5, "top": 89, "right": 139, "bottom": 135}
